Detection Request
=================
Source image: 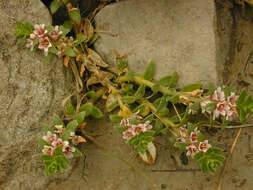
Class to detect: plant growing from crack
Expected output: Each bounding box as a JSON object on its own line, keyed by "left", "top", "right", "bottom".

{"left": 14, "top": 0, "right": 253, "bottom": 177}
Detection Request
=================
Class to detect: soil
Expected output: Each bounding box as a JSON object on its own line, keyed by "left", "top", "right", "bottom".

{"left": 43, "top": 1, "right": 253, "bottom": 190}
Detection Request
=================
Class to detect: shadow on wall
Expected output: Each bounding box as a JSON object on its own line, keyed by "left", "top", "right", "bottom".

{"left": 40, "top": 0, "right": 100, "bottom": 25}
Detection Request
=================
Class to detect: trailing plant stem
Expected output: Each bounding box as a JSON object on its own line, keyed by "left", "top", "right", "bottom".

{"left": 143, "top": 100, "right": 178, "bottom": 128}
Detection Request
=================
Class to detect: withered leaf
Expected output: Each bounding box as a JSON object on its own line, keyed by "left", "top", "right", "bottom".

{"left": 88, "top": 48, "right": 109, "bottom": 68}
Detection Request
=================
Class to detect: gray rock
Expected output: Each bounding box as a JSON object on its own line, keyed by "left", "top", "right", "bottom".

{"left": 95, "top": 0, "right": 218, "bottom": 86}
{"left": 0, "top": 0, "right": 72, "bottom": 189}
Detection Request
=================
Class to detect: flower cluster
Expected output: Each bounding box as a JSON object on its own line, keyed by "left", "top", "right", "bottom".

{"left": 120, "top": 118, "right": 152, "bottom": 141}
{"left": 200, "top": 87, "right": 239, "bottom": 121}
{"left": 26, "top": 24, "right": 62, "bottom": 55}
{"left": 175, "top": 125, "right": 211, "bottom": 157}
{"left": 42, "top": 130, "right": 75, "bottom": 158}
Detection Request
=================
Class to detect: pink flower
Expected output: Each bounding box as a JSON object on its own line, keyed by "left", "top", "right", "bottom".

{"left": 38, "top": 37, "right": 52, "bottom": 55}
{"left": 213, "top": 101, "right": 230, "bottom": 120}
{"left": 48, "top": 26, "right": 62, "bottom": 41}
{"left": 186, "top": 144, "right": 199, "bottom": 157}
{"left": 122, "top": 128, "right": 135, "bottom": 140}
{"left": 189, "top": 129, "right": 199, "bottom": 143}
{"left": 62, "top": 145, "right": 75, "bottom": 158}
{"left": 42, "top": 145, "right": 54, "bottom": 155}
{"left": 51, "top": 138, "right": 63, "bottom": 147}
{"left": 198, "top": 140, "right": 211, "bottom": 152}
{"left": 227, "top": 92, "right": 238, "bottom": 107}
{"left": 43, "top": 131, "right": 57, "bottom": 144}
{"left": 33, "top": 24, "right": 47, "bottom": 38}
{"left": 211, "top": 87, "right": 225, "bottom": 102}
{"left": 25, "top": 39, "right": 34, "bottom": 51}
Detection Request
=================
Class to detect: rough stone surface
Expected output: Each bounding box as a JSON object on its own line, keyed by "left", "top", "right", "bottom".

{"left": 0, "top": 1, "right": 72, "bottom": 189}
{"left": 95, "top": 0, "right": 218, "bottom": 86}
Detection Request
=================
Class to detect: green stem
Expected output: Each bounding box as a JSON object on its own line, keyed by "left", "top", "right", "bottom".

{"left": 142, "top": 100, "right": 178, "bottom": 128}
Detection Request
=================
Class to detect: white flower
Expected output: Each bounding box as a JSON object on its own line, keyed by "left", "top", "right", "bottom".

{"left": 189, "top": 128, "right": 199, "bottom": 143}
{"left": 122, "top": 128, "right": 136, "bottom": 140}
{"left": 38, "top": 37, "right": 52, "bottom": 55}
{"left": 51, "top": 138, "right": 63, "bottom": 147}
{"left": 198, "top": 140, "right": 211, "bottom": 152}
{"left": 186, "top": 144, "right": 199, "bottom": 157}
{"left": 42, "top": 145, "right": 54, "bottom": 155}
{"left": 25, "top": 39, "right": 34, "bottom": 51}
{"left": 211, "top": 87, "right": 225, "bottom": 102}
{"left": 48, "top": 26, "right": 62, "bottom": 41}
{"left": 33, "top": 24, "right": 47, "bottom": 38}
{"left": 62, "top": 142, "right": 75, "bottom": 158}
{"left": 42, "top": 131, "right": 57, "bottom": 144}
{"left": 227, "top": 92, "right": 238, "bottom": 107}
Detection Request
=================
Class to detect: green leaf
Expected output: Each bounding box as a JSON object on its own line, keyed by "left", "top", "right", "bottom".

{"left": 44, "top": 53, "right": 53, "bottom": 64}
{"left": 45, "top": 25, "right": 54, "bottom": 33}
{"left": 157, "top": 72, "right": 179, "bottom": 88}
{"left": 197, "top": 132, "right": 205, "bottom": 142}
{"left": 143, "top": 114, "right": 153, "bottom": 123}
{"left": 106, "top": 94, "right": 119, "bottom": 112}
{"left": 154, "top": 120, "right": 167, "bottom": 135}
{"left": 14, "top": 21, "right": 34, "bottom": 40}
{"left": 74, "top": 111, "right": 86, "bottom": 125}
{"left": 207, "top": 83, "right": 216, "bottom": 95}
{"left": 50, "top": 0, "right": 61, "bottom": 14}
{"left": 121, "top": 83, "right": 134, "bottom": 95}
{"left": 135, "top": 84, "right": 146, "bottom": 99}
{"left": 59, "top": 25, "right": 71, "bottom": 37}
{"left": 69, "top": 9, "right": 81, "bottom": 24}
{"left": 205, "top": 102, "right": 216, "bottom": 113}
{"left": 49, "top": 44, "right": 58, "bottom": 54}
{"left": 65, "top": 101, "right": 75, "bottom": 115}
{"left": 121, "top": 96, "right": 136, "bottom": 104}
{"left": 189, "top": 102, "right": 200, "bottom": 111}
{"left": 72, "top": 148, "right": 82, "bottom": 157}
{"left": 75, "top": 35, "right": 87, "bottom": 46}
{"left": 239, "top": 109, "right": 246, "bottom": 123}
{"left": 61, "top": 120, "right": 78, "bottom": 140}
{"left": 109, "top": 114, "right": 123, "bottom": 123}
{"left": 144, "top": 60, "right": 155, "bottom": 81}
{"left": 86, "top": 91, "right": 97, "bottom": 99}
{"left": 174, "top": 142, "right": 187, "bottom": 151}
{"left": 63, "top": 20, "right": 73, "bottom": 30}
{"left": 128, "top": 131, "right": 155, "bottom": 154}
{"left": 194, "top": 147, "right": 225, "bottom": 174}
{"left": 38, "top": 138, "right": 51, "bottom": 148}
{"left": 54, "top": 145, "right": 64, "bottom": 155}
{"left": 166, "top": 95, "right": 179, "bottom": 104}
{"left": 43, "top": 125, "right": 54, "bottom": 133}
{"left": 88, "top": 33, "right": 100, "bottom": 46}
{"left": 64, "top": 47, "right": 76, "bottom": 57}
{"left": 62, "top": 0, "right": 69, "bottom": 4}
{"left": 79, "top": 103, "right": 103, "bottom": 118}
{"left": 236, "top": 89, "right": 246, "bottom": 105}
{"left": 53, "top": 114, "right": 64, "bottom": 126}
{"left": 117, "top": 59, "right": 128, "bottom": 71}
{"left": 126, "top": 71, "right": 134, "bottom": 81}
{"left": 182, "top": 83, "right": 202, "bottom": 92}
{"left": 157, "top": 96, "right": 167, "bottom": 113}
{"left": 114, "top": 125, "right": 126, "bottom": 133}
